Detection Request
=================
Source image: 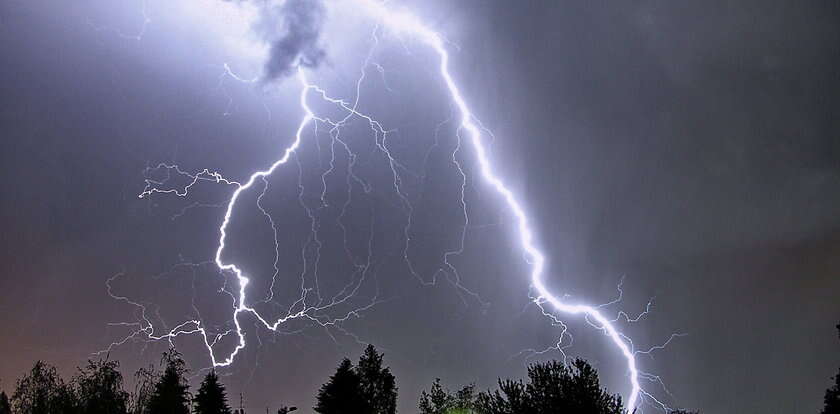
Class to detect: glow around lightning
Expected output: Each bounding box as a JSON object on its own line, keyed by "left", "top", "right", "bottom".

{"left": 122, "top": 0, "right": 660, "bottom": 410}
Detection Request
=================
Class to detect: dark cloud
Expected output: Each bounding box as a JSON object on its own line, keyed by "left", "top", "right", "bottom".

{"left": 252, "top": 0, "right": 326, "bottom": 81}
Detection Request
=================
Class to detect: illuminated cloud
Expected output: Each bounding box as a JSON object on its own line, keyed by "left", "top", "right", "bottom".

{"left": 251, "top": 0, "right": 327, "bottom": 81}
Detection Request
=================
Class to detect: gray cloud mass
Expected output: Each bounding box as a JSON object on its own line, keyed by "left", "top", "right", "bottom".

{"left": 252, "top": 0, "right": 327, "bottom": 81}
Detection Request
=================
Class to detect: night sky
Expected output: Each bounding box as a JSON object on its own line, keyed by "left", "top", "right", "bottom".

{"left": 2, "top": 1, "right": 840, "bottom": 413}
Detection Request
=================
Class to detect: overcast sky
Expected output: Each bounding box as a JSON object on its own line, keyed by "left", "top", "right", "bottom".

{"left": 1, "top": 1, "right": 839, "bottom": 412}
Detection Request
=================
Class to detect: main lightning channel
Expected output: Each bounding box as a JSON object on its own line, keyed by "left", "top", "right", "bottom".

{"left": 353, "top": 1, "right": 642, "bottom": 409}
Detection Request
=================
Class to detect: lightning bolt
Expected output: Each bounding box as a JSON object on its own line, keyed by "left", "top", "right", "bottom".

{"left": 102, "top": 1, "right": 690, "bottom": 411}
{"left": 353, "top": 2, "right": 649, "bottom": 409}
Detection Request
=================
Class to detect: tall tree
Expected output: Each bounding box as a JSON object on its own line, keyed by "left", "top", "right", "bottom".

{"left": 0, "top": 391, "right": 11, "bottom": 414}
{"left": 73, "top": 359, "right": 129, "bottom": 414}
{"left": 11, "top": 360, "right": 78, "bottom": 414}
{"left": 314, "top": 358, "right": 365, "bottom": 414}
{"left": 193, "top": 370, "right": 232, "bottom": 414}
{"left": 147, "top": 349, "right": 191, "bottom": 414}
{"left": 822, "top": 322, "right": 840, "bottom": 414}
{"left": 357, "top": 345, "right": 398, "bottom": 414}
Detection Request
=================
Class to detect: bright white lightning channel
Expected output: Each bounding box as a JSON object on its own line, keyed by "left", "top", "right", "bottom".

{"left": 356, "top": 2, "right": 643, "bottom": 409}
{"left": 131, "top": 1, "right": 648, "bottom": 410}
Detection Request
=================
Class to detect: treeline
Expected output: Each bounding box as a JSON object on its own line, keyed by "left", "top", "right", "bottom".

{"left": 0, "top": 349, "right": 262, "bottom": 414}
{"left": 6, "top": 327, "right": 827, "bottom": 414}
{"left": 0, "top": 343, "right": 694, "bottom": 414}
{"left": 0, "top": 345, "right": 641, "bottom": 414}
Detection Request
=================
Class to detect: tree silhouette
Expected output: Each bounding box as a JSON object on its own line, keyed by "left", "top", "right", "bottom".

{"left": 11, "top": 360, "right": 78, "bottom": 414}
{"left": 475, "top": 359, "right": 624, "bottom": 414}
{"left": 194, "top": 370, "right": 232, "bottom": 414}
{"left": 420, "top": 359, "right": 624, "bottom": 414}
{"left": 129, "top": 364, "right": 159, "bottom": 414}
{"left": 147, "top": 349, "right": 191, "bottom": 414}
{"left": 357, "top": 344, "right": 398, "bottom": 414}
{"left": 822, "top": 322, "right": 840, "bottom": 414}
{"left": 0, "top": 391, "right": 11, "bottom": 414}
{"left": 314, "top": 358, "right": 365, "bottom": 414}
{"left": 314, "top": 346, "right": 398, "bottom": 414}
{"left": 72, "top": 359, "right": 129, "bottom": 414}
{"left": 418, "top": 379, "right": 476, "bottom": 414}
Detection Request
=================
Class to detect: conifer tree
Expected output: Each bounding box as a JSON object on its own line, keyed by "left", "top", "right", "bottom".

{"left": 314, "top": 359, "right": 365, "bottom": 414}
{"left": 194, "top": 370, "right": 232, "bottom": 414}
{"left": 147, "top": 349, "right": 191, "bottom": 414}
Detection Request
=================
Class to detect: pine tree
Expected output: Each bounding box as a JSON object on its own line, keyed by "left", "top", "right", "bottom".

{"left": 147, "top": 349, "right": 191, "bottom": 414}
{"left": 193, "top": 371, "right": 232, "bottom": 414}
{"left": 357, "top": 345, "right": 398, "bottom": 414}
{"left": 314, "top": 359, "right": 365, "bottom": 414}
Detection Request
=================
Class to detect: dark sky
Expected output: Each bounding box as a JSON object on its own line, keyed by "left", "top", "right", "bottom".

{"left": 1, "top": 0, "right": 839, "bottom": 413}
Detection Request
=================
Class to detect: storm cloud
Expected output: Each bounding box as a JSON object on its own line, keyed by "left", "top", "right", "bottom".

{"left": 252, "top": 0, "right": 327, "bottom": 81}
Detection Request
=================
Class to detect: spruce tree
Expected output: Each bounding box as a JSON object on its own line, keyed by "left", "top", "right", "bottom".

{"left": 194, "top": 371, "right": 232, "bottom": 414}
{"left": 357, "top": 345, "right": 397, "bottom": 414}
{"left": 147, "top": 349, "right": 191, "bottom": 414}
{"left": 314, "top": 359, "right": 364, "bottom": 414}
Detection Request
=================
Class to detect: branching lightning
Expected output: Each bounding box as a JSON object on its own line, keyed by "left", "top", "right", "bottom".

{"left": 101, "top": 1, "right": 687, "bottom": 411}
